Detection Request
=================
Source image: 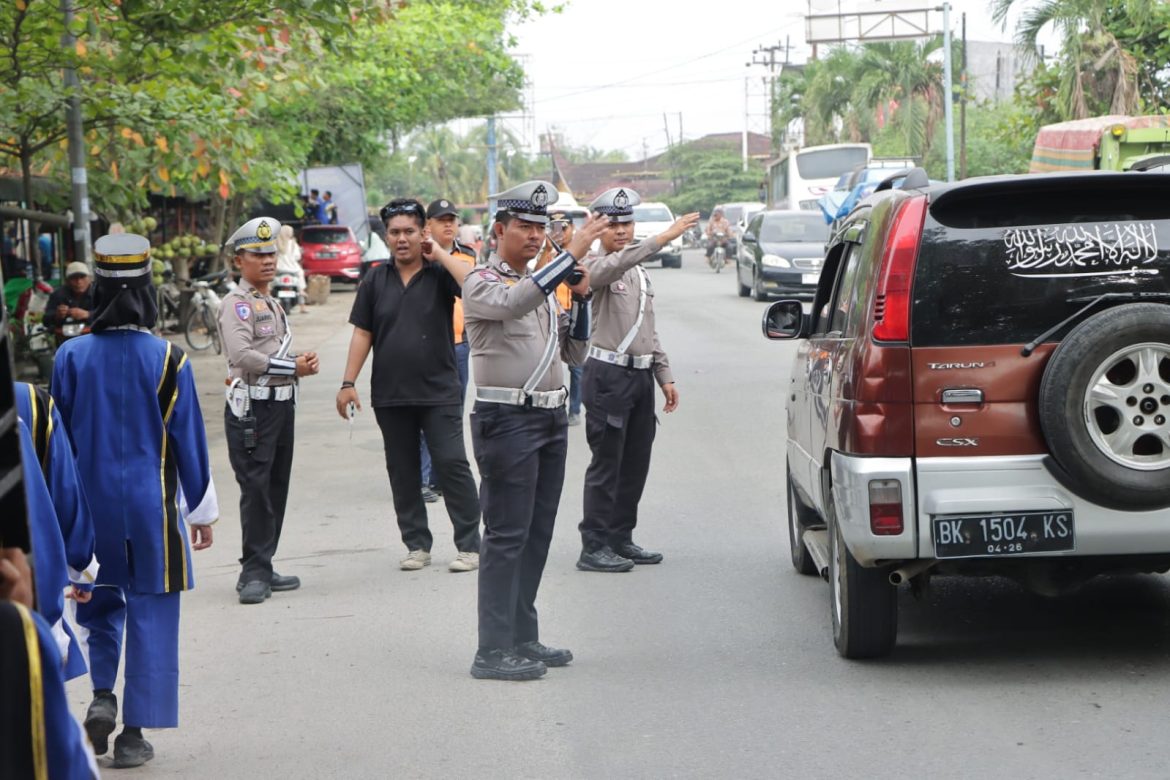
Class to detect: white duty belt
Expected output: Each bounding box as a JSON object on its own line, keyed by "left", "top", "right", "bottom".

{"left": 588, "top": 346, "right": 652, "bottom": 369}
{"left": 247, "top": 385, "right": 295, "bottom": 401}
{"left": 475, "top": 295, "right": 565, "bottom": 409}
{"left": 590, "top": 265, "right": 651, "bottom": 368}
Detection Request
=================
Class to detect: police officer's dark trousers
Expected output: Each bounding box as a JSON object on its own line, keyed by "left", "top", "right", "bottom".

{"left": 373, "top": 405, "right": 481, "bottom": 553}
{"left": 471, "top": 402, "right": 567, "bottom": 650}
{"left": 579, "top": 360, "right": 657, "bottom": 551}
{"left": 225, "top": 399, "right": 295, "bottom": 585}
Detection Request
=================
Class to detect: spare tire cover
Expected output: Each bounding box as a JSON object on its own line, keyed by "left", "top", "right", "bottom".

{"left": 1038, "top": 302, "right": 1170, "bottom": 511}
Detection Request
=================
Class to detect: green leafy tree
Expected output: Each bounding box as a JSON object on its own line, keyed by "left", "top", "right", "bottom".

{"left": 662, "top": 146, "right": 763, "bottom": 216}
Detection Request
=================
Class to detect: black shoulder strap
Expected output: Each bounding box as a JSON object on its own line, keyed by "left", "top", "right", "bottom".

{"left": 28, "top": 385, "right": 52, "bottom": 476}
{"left": 156, "top": 342, "right": 186, "bottom": 423}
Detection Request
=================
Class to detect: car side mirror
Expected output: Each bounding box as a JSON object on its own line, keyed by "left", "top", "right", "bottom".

{"left": 762, "top": 300, "right": 807, "bottom": 340}
{"left": 742, "top": 231, "right": 757, "bottom": 244}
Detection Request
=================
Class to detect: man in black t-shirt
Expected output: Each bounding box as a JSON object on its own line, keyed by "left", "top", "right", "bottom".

{"left": 335, "top": 199, "right": 481, "bottom": 572}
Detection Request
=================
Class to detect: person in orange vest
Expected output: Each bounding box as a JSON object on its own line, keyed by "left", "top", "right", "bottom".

{"left": 420, "top": 199, "right": 479, "bottom": 503}
{"left": 535, "top": 210, "right": 583, "bottom": 425}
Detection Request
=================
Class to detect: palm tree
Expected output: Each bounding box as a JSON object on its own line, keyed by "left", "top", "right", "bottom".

{"left": 800, "top": 46, "right": 869, "bottom": 145}
{"left": 992, "top": 0, "right": 1149, "bottom": 118}
{"left": 854, "top": 38, "right": 945, "bottom": 159}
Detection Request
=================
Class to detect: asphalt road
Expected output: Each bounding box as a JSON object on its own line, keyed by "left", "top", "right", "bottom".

{"left": 67, "top": 249, "right": 1170, "bottom": 778}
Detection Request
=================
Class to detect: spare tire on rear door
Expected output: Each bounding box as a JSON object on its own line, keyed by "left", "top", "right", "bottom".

{"left": 1038, "top": 303, "right": 1170, "bottom": 511}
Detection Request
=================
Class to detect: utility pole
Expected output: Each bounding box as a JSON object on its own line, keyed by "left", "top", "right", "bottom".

{"left": 742, "top": 77, "right": 749, "bottom": 173}
{"left": 750, "top": 39, "right": 790, "bottom": 155}
{"left": 942, "top": 2, "right": 955, "bottom": 182}
{"left": 960, "top": 12, "right": 968, "bottom": 180}
{"left": 486, "top": 116, "right": 498, "bottom": 215}
{"left": 61, "top": 0, "right": 92, "bottom": 265}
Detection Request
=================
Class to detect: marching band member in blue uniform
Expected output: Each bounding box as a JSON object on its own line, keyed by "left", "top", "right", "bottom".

{"left": 15, "top": 381, "right": 98, "bottom": 681}
{"left": 51, "top": 233, "right": 217, "bottom": 769}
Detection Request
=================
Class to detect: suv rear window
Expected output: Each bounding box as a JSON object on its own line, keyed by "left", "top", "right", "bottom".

{"left": 911, "top": 178, "right": 1170, "bottom": 346}
{"left": 302, "top": 227, "right": 352, "bottom": 244}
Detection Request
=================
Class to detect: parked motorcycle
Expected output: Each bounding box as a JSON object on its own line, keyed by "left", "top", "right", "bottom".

{"left": 272, "top": 273, "right": 299, "bottom": 314}
{"left": 708, "top": 232, "right": 727, "bottom": 272}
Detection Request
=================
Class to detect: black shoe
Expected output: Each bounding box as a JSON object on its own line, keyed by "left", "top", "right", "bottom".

{"left": 421, "top": 486, "right": 440, "bottom": 503}
{"left": 514, "top": 640, "right": 573, "bottom": 667}
{"left": 576, "top": 546, "right": 635, "bottom": 572}
{"left": 270, "top": 572, "right": 301, "bottom": 592}
{"left": 236, "top": 573, "right": 300, "bottom": 593}
{"left": 238, "top": 580, "right": 271, "bottom": 605}
{"left": 429, "top": 484, "right": 443, "bottom": 497}
{"left": 112, "top": 731, "right": 154, "bottom": 769}
{"left": 614, "top": 541, "right": 664, "bottom": 565}
{"left": 470, "top": 649, "right": 547, "bottom": 681}
{"left": 84, "top": 692, "right": 117, "bottom": 755}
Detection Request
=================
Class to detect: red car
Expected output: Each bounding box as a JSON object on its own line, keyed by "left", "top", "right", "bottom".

{"left": 300, "top": 225, "right": 362, "bottom": 282}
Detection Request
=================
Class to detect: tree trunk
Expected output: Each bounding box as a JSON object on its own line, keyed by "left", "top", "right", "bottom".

{"left": 19, "top": 143, "right": 42, "bottom": 283}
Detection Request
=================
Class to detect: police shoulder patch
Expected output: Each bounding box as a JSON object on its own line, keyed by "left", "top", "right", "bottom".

{"left": 234, "top": 301, "right": 252, "bottom": 321}
{"left": 477, "top": 270, "right": 502, "bottom": 282}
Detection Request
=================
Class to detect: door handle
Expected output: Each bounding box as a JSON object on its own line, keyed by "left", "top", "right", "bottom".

{"left": 941, "top": 388, "right": 984, "bottom": 404}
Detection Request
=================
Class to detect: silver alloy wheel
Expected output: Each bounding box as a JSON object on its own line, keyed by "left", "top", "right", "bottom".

{"left": 1083, "top": 341, "right": 1170, "bottom": 470}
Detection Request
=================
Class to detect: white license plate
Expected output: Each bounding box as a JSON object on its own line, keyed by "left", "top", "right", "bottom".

{"left": 277, "top": 290, "right": 297, "bottom": 298}
{"left": 801, "top": 273, "right": 819, "bottom": 285}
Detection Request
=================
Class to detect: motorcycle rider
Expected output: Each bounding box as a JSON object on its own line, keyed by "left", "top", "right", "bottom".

{"left": 705, "top": 208, "right": 731, "bottom": 265}
{"left": 41, "top": 262, "right": 95, "bottom": 344}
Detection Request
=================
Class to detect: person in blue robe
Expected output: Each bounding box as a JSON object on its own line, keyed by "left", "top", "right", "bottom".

{"left": 0, "top": 598, "right": 100, "bottom": 780}
{"left": 50, "top": 233, "right": 217, "bottom": 769}
{"left": 15, "top": 381, "right": 97, "bottom": 681}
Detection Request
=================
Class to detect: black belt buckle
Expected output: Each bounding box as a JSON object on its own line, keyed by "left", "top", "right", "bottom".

{"left": 241, "top": 415, "right": 257, "bottom": 450}
{"left": 521, "top": 392, "right": 533, "bottom": 408}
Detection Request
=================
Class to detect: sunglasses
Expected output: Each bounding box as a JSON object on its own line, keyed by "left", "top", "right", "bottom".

{"left": 380, "top": 203, "right": 425, "bottom": 222}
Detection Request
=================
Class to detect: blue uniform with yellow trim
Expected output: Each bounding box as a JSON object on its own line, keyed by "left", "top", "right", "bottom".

{"left": 51, "top": 329, "right": 214, "bottom": 729}
{"left": 51, "top": 333, "right": 211, "bottom": 593}
{"left": 0, "top": 600, "right": 99, "bottom": 780}
{"left": 16, "top": 383, "right": 97, "bottom": 681}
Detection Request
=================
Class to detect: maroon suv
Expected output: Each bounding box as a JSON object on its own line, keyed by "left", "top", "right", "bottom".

{"left": 765, "top": 169, "right": 1170, "bottom": 658}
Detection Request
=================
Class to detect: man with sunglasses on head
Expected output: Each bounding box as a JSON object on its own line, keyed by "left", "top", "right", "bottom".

{"left": 336, "top": 199, "right": 482, "bottom": 574}
{"left": 424, "top": 181, "right": 608, "bottom": 681}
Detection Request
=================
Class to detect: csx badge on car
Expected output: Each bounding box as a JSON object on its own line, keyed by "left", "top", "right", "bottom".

{"left": 936, "top": 437, "right": 980, "bottom": 447}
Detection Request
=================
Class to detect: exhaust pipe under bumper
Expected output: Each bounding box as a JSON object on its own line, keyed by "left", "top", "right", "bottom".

{"left": 889, "top": 559, "right": 937, "bottom": 585}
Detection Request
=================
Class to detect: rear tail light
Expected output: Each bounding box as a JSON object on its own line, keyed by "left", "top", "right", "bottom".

{"left": 868, "top": 479, "right": 904, "bottom": 535}
{"left": 872, "top": 196, "right": 927, "bottom": 342}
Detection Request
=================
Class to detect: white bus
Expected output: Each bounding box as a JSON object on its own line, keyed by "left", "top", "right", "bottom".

{"left": 767, "top": 143, "right": 871, "bottom": 210}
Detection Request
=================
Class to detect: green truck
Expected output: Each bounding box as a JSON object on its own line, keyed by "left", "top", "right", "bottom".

{"left": 1030, "top": 114, "right": 1170, "bottom": 173}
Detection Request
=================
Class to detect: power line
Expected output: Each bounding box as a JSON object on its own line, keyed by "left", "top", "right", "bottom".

{"left": 534, "top": 20, "right": 804, "bottom": 104}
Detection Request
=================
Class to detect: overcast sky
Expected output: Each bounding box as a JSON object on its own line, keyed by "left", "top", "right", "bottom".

{"left": 503, "top": 0, "right": 1054, "bottom": 159}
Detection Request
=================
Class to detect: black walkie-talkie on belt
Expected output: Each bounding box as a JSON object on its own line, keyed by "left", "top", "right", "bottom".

{"left": 241, "top": 415, "right": 257, "bottom": 450}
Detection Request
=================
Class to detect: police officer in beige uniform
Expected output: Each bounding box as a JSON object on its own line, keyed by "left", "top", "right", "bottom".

{"left": 425, "top": 181, "right": 608, "bottom": 680}
{"left": 219, "top": 217, "right": 320, "bottom": 605}
{"left": 577, "top": 188, "right": 699, "bottom": 572}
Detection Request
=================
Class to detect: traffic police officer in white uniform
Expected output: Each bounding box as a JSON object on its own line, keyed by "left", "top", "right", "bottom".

{"left": 426, "top": 181, "right": 608, "bottom": 680}
{"left": 219, "top": 217, "right": 320, "bottom": 605}
{"left": 577, "top": 188, "right": 698, "bottom": 572}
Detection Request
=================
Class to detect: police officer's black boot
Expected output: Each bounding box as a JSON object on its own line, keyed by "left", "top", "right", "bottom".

{"left": 613, "top": 541, "right": 664, "bottom": 565}
{"left": 514, "top": 640, "right": 573, "bottom": 667}
{"left": 576, "top": 545, "right": 635, "bottom": 573}
{"left": 470, "top": 648, "right": 547, "bottom": 681}
{"left": 84, "top": 690, "right": 118, "bottom": 755}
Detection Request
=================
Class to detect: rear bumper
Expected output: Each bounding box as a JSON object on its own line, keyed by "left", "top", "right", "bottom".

{"left": 304, "top": 262, "right": 360, "bottom": 280}
{"left": 829, "top": 452, "right": 1170, "bottom": 565}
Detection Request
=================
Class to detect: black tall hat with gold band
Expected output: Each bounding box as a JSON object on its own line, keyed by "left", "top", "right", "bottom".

{"left": 590, "top": 187, "right": 641, "bottom": 223}
{"left": 491, "top": 180, "right": 555, "bottom": 225}
{"left": 228, "top": 217, "right": 280, "bottom": 254}
{"left": 90, "top": 233, "right": 158, "bottom": 332}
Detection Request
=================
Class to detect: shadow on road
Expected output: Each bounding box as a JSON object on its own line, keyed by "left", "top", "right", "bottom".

{"left": 888, "top": 573, "right": 1170, "bottom": 670}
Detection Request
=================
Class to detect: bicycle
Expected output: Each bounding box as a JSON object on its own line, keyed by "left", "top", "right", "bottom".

{"left": 184, "top": 270, "right": 234, "bottom": 354}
